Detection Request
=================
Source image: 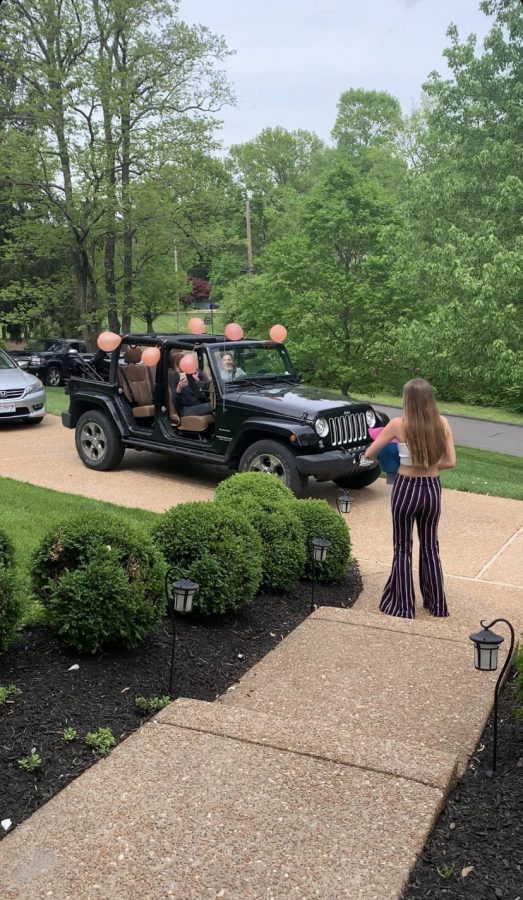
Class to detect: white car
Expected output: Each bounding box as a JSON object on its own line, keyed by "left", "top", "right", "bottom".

{"left": 0, "top": 348, "right": 46, "bottom": 424}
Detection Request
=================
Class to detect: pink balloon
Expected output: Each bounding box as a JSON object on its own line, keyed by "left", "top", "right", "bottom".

{"left": 142, "top": 346, "right": 161, "bottom": 367}
{"left": 224, "top": 322, "right": 244, "bottom": 341}
{"left": 188, "top": 317, "right": 206, "bottom": 335}
{"left": 269, "top": 324, "right": 287, "bottom": 343}
{"left": 179, "top": 353, "right": 198, "bottom": 374}
{"left": 97, "top": 331, "right": 122, "bottom": 352}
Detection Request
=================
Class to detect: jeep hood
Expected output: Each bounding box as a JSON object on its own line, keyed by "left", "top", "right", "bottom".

{"left": 228, "top": 381, "right": 372, "bottom": 419}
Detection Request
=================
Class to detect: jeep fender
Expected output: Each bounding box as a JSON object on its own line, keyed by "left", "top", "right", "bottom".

{"left": 226, "top": 416, "right": 317, "bottom": 463}
{"left": 65, "top": 397, "right": 127, "bottom": 437}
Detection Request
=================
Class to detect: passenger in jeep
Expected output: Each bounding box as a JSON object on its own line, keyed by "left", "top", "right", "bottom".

{"left": 171, "top": 352, "right": 212, "bottom": 417}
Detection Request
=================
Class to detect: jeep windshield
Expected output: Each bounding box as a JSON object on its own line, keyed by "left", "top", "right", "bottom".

{"left": 210, "top": 343, "right": 298, "bottom": 385}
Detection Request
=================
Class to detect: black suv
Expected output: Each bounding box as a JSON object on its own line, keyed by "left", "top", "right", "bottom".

{"left": 62, "top": 333, "right": 387, "bottom": 495}
{"left": 9, "top": 338, "right": 93, "bottom": 386}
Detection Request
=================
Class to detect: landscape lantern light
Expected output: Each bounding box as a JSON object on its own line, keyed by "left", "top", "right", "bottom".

{"left": 312, "top": 537, "right": 331, "bottom": 563}
{"left": 165, "top": 573, "right": 200, "bottom": 697}
{"left": 310, "top": 537, "right": 331, "bottom": 612}
{"left": 469, "top": 617, "right": 515, "bottom": 775}
{"left": 170, "top": 578, "right": 199, "bottom": 614}
{"left": 336, "top": 492, "right": 353, "bottom": 516}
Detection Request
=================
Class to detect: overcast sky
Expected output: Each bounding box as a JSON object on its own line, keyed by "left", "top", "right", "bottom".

{"left": 180, "top": 0, "right": 492, "bottom": 150}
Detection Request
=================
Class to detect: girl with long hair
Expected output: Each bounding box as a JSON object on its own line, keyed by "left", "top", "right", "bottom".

{"left": 364, "top": 378, "right": 456, "bottom": 619}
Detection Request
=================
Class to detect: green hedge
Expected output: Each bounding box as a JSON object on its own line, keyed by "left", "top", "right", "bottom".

{"left": 0, "top": 529, "right": 15, "bottom": 569}
{"left": 215, "top": 472, "right": 295, "bottom": 506}
{"left": 32, "top": 512, "right": 165, "bottom": 653}
{"left": 152, "top": 501, "right": 263, "bottom": 615}
{"left": 217, "top": 495, "right": 306, "bottom": 592}
{"left": 294, "top": 499, "right": 351, "bottom": 583}
{"left": 0, "top": 565, "right": 23, "bottom": 653}
{"left": 0, "top": 527, "right": 22, "bottom": 653}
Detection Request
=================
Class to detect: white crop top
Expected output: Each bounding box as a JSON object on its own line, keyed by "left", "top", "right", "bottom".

{"left": 397, "top": 441, "right": 413, "bottom": 466}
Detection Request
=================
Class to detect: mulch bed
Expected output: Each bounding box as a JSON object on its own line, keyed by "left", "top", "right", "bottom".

{"left": 403, "top": 670, "right": 523, "bottom": 900}
{"left": 0, "top": 567, "right": 361, "bottom": 839}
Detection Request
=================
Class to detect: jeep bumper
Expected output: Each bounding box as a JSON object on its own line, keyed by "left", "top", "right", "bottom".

{"left": 62, "top": 411, "right": 73, "bottom": 428}
{"left": 295, "top": 447, "right": 378, "bottom": 480}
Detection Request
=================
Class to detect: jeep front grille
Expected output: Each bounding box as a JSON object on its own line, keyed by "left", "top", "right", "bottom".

{"left": 329, "top": 412, "right": 367, "bottom": 447}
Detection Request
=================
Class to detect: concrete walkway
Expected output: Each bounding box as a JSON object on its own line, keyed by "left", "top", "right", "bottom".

{"left": 0, "top": 424, "right": 522, "bottom": 898}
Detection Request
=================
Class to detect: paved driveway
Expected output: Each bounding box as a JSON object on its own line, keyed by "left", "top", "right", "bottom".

{"left": 375, "top": 405, "right": 523, "bottom": 456}
{"left": 0, "top": 416, "right": 340, "bottom": 511}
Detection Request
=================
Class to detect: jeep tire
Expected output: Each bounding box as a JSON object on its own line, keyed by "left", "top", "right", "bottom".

{"left": 75, "top": 410, "right": 124, "bottom": 471}
{"left": 46, "top": 365, "right": 62, "bottom": 387}
{"left": 334, "top": 467, "right": 381, "bottom": 490}
{"left": 239, "top": 439, "right": 308, "bottom": 496}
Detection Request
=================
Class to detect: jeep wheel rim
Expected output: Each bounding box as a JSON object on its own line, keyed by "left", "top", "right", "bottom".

{"left": 48, "top": 369, "right": 61, "bottom": 386}
{"left": 248, "top": 453, "right": 287, "bottom": 481}
{"left": 80, "top": 422, "right": 107, "bottom": 462}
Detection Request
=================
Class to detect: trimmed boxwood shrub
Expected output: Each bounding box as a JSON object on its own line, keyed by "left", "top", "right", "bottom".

{"left": 215, "top": 471, "right": 295, "bottom": 506}
{"left": 0, "top": 564, "right": 23, "bottom": 653}
{"left": 0, "top": 527, "right": 22, "bottom": 653}
{"left": 32, "top": 512, "right": 165, "bottom": 653}
{"left": 152, "top": 501, "right": 263, "bottom": 615}
{"left": 294, "top": 499, "right": 351, "bottom": 583}
{"left": 217, "top": 495, "right": 306, "bottom": 592}
{"left": 0, "top": 529, "right": 15, "bottom": 569}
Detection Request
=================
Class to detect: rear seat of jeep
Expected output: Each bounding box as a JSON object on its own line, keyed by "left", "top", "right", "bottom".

{"left": 118, "top": 347, "right": 156, "bottom": 418}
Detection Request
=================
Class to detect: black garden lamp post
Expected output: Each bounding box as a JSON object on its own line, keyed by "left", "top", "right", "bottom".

{"left": 310, "top": 537, "right": 331, "bottom": 613}
{"left": 165, "top": 574, "right": 199, "bottom": 698}
{"left": 336, "top": 492, "right": 353, "bottom": 516}
{"left": 469, "top": 618, "right": 515, "bottom": 774}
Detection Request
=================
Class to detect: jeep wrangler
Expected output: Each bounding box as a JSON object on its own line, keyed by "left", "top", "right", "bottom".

{"left": 62, "top": 333, "right": 387, "bottom": 495}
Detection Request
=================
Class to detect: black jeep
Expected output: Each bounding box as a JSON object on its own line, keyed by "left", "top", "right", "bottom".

{"left": 62, "top": 333, "right": 387, "bottom": 495}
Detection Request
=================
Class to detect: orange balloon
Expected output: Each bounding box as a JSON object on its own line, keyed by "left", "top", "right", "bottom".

{"left": 97, "top": 331, "right": 122, "bottom": 352}
{"left": 269, "top": 324, "right": 287, "bottom": 343}
{"left": 142, "top": 346, "right": 161, "bottom": 367}
{"left": 188, "top": 317, "right": 206, "bottom": 335}
{"left": 224, "top": 322, "right": 244, "bottom": 341}
{"left": 179, "top": 353, "right": 198, "bottom": 374}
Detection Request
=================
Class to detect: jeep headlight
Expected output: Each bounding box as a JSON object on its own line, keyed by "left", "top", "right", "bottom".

{"left": 23, "top": 380, "right": 42, "bottom": 397}
{"left": 365, "top": 409, "right": 376, "bottom": 428}
{"left": 314, "top": 417, "right": 329, "bottom": 438}
{"left": 30, "top": 354, "right": 43, "bottom": 366}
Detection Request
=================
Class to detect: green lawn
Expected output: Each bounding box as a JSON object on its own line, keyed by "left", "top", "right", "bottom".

{"left": 0, "top": 476, "right": 159, "bottom": 610}
{"left": 439, "top": 446, "right": 523, "bottom": 501}
{"left": 44, "top": 386, "right": 68, "bottom": 416}
{"left": 131, "top": 309, "right": 228, "bottom": 334}
{"left": 351, "top": 390, "right": 523, "bottom": 426}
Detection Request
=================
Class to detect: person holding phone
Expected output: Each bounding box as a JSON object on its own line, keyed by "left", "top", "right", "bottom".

{"left": 171, "top": 352, "right": 212, "bottom": 417}
{"left": 364, "top": 378, "right": 456, "bottom": 619}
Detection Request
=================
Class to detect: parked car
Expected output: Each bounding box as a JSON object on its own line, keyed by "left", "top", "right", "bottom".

{"left": 0, "top": 348, "right": 46, "bottom": 424}
{"left": 9, "top": 338, "right": 93, "bottom": 386}
{"left": 62, "top": 332, "right": 388, "bottom": 495}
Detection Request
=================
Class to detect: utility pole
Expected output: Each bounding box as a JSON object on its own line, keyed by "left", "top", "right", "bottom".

{"left": 173, "top": 238, "right": 180, "bottom": 331}
{"left": 245, "top": 195, "right": 254, "bottom": 275}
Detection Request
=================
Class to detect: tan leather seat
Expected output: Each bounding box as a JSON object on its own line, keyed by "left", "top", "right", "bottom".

{"left": 167, "top": 353, "right": 214, "bottom": 432}
{"left": 119, "top": 347, "right": 155, "bottom": 418}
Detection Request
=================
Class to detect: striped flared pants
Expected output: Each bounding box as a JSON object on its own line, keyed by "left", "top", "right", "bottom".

{"left": 380, "top": 475, "right": 449, "bottom": 619}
